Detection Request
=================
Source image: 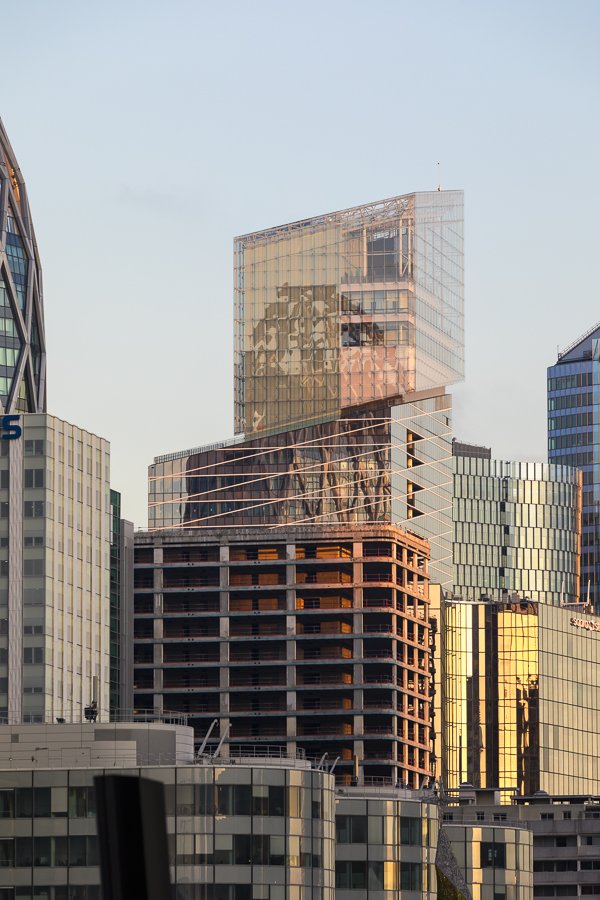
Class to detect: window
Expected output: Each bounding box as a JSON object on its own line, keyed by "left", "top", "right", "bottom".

{"left": 335, "top": 862, "right": 366, "bottom": 890}
{"left": 24, "top": 502, "right": 44, "bottom": 518}
{"left": 251, "top": 785, "right": 285, "bottom": 817}
{"left": 24, "top": 470, "right": 44, "bottom": 488}
{"left": 68, "top": 787, "right": 95, "bottom": 818}
{"left": 400, "top": 862, "right": 422, "bottom": 891}
{"left": 335, "top": 815, "right": 367, "bottom": 843}
{"left": 563, "top": 811, "right": 572, "bottom": 819}
{"left": 581, "top": 860, "right": 600, "bottom": 870}
{"left": 583, "top": 835, "right": 600, "bottom": 845}
{"left": 400, "top": 817, "right": 422, "bottom": 845}
{"left": 481, "top": 842, "right": 505, "bottom": 868}
{"left": 214, "top": 785, "right": 251, "bottom": 816}
{"left": 23, "top": 648, "right": 43, "bottom": 664}
{"left": 541, "top": 813, "right": 554, "bottom": 820}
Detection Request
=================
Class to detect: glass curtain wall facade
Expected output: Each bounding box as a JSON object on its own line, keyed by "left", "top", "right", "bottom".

{"left": 234, "top": 191, "right": 464, "bottom": 437}
{"left": 548, "top": 326, "right": 600, "bottom": 609}
{"left": 149, "top": 395, "right": 453, "bottom": 587}
{"left": 443, "top": 598, "right": 600, "bottom": 795}
{"left": 453, "top": 455, "right": 581, "bottom": 605}
{"left": 0, "top": 415, "right": 111, "bottom": 724}
{"left": 0, "top": 117, "right": 46, "bottom": 414}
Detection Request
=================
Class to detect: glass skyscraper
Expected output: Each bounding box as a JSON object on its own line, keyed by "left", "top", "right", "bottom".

{"left": 548, "top": 325, "right": 600, "bottom": 608}
{"left": 0, "top": 117, "right": 46, "bottom": 413}
{"left": 453, "top": 446, "right": 581, "bottom": 605}
{"left": 149, "top": 191, "right": 464, "bottom": 588}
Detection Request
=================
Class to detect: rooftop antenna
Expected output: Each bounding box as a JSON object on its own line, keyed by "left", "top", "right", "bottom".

{"left": 437, "top": 163, "right": 441, "bottom": 192}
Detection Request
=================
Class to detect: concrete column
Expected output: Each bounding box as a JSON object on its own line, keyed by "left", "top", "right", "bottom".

{"left": 220, "top": 693, "right": 229, "bottom": 714}
{"left": 286, "top": 691, "right": 296, "bottom": 712}
{"left": 219, "top": 667, "right": 229, "bottom": 689}
{"left": 220, "top": 643, "right": 229, "bottom": 663}
{"left": 286, "top": 589, "right": 296, "bottom": 611}
{"left": 153, "top": 669, "right": 163, "bottom": 690}
{"left": 218, "top": 718, "right": 230, "bottom": 757}
{"left": 353, "top": 613, "right": 362, "bottom": 636}
{"left": 220, "top": 566, "right": 229, "bottom": 589}
{"left": 153, "top": 547, "right": 163, "bottom": 565}
{"left": 154, "top": 593, "right": 163, "bottom": 614}
{"left": 220, "top": 545, "right": 229, "bottom": 562}
{"left": 354, "top": 688, "right": 363, "bottom": 711}
{"left": 153, "top": 566, "right": 163, "bottom": 591}
{"left": 286, "top": 564, "right": 295, "bottom": 586}
{"left": 354, "top": 664, "right": 363, "bottom": 686}
{"left": 286, "top": 544, "right": 295, "bottom": 561}
{"left": 286, "top": 666, "right": 296, "bottom": 689}
{"left": 220, "top": 592, "right": 228, "bottom": 614}
{"left": 286, "top": 716, "right": 297, "bottom": 738}
{"left": 286, "top": 640, "right": 296, "bottom": 662}
{"left": 220, "top": 618, "right": 229, "bottom": 638}
{"left": 153, "top": 618, "right": 163, "bottom": 639}
{"left": 353, "top": 586, "right": 362, "bottom": 609}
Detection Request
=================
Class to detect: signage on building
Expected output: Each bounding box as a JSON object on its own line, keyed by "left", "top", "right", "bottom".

{"left": 0, "top": 416, "right": 20, "bottom": 440}
{"left": 570, "top": 616, "right": 600, "bottom": 633}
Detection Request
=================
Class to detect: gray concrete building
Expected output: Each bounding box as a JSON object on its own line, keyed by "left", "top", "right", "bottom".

{"left": 133, "top": 524, "right": 433, "bottom": 789}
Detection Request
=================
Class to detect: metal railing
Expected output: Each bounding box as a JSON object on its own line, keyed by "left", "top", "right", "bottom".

{"left": 0, "top": 710, "right": 189, "bottom": 726}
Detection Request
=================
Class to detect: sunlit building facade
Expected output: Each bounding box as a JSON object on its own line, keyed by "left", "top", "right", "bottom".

{"left": 441, "top": 597, "right": 600, "bottom": 795}
{"left": 548, "top": 325, "right": 600, "bottom": 610}
{"left": 149, "top": 191, "right": 464, "bottom": 588}
{"left": 0, "top": 117, "right": 46, "bottom": 413}
{"left": 2, "top": 415, "right": 112, "bottom": 724}
{"left": 453, "top": 449, "right": 581, "bottom": 605}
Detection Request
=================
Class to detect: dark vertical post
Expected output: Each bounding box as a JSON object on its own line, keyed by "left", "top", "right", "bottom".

{"left": 95, "top": 775, "right": 171, "bottom": 900}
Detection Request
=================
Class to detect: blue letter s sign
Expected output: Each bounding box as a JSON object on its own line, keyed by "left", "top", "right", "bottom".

{"left": 2, "top": 416, "right": 21, "bottom": 440}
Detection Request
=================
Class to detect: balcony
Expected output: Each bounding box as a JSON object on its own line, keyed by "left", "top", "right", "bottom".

{"left": 229, "top": 622, "right": 285, "bottom": 637}
{"left": 298, "top": 646, "right": 352, "bottom": 660}
{"left": 300, "top": 696, "right": 353, "bottom": 711}
{"left": 230, "top": 596, "right": 285, "bottom": 612}
{"left": 300, "top": 672, "right": 353, "bottom": 686}
{"left": 296, "top": 570, "right": 352, "bottom": 585}
{"left": 163, "top": 622, "right": 219, "bottom": 639}
{"left": 296, "top": 596, "right": 352, "bottom": 610}
{"left": 163, "top": 647, "right": 220, "bottom": 664}
{"left": 297, "top": 621, "right": 352, "bottom": 635}
{"left": 230, "top": 570, "right": 285, "bottom": 587}
{"left": 163, "top": 571, "right": 220, "bottom": 589}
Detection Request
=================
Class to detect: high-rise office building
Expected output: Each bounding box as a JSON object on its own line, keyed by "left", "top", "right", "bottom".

{"left": 133, "top": 524, "right": 434, "bottom": 788}
{"left": 0, "top": 119, "right": 133, "bottom": 724}
{"left": 0, "top": 414, "right": 111, "bottom": 724}
{"left": 149, "top": 191, "right": 464, "bottom": 588}
{"left": 548, "top": 325, "right": 600, "bottom": 608}
{"left": 0, "top": 118, "right": 46, "bottom": 413}
{"left": 437, "top": 594, "right": 600, "bottom": 796}
{"left": 453, "top": 444, "right": 581, "bottom": 605}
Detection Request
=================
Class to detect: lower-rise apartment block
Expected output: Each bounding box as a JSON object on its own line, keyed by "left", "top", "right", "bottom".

{"left": 133, "top": 524, "right": 433, "bottom": 788}
{"left": 444, "top": 784, "right": 600, "bottom": 899}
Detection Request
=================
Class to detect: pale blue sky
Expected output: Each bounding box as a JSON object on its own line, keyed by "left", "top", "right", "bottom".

{"left": 1, "top": 0, "right": 599, "bottom": 525}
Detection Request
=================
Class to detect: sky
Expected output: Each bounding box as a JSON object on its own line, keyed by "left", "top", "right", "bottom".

{"left": 1, "top": 0, "right": 599, "bottom": 527}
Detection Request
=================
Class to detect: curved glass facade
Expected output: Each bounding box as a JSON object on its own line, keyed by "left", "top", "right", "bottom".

{"left": 453, "top": 456, "right": 581, "bottom": 605}
{"left": 0, "top": 117, "right": 46, "bottom": 413}
{"left": 443, "top": 598, "right": 600, "bottom": 796}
